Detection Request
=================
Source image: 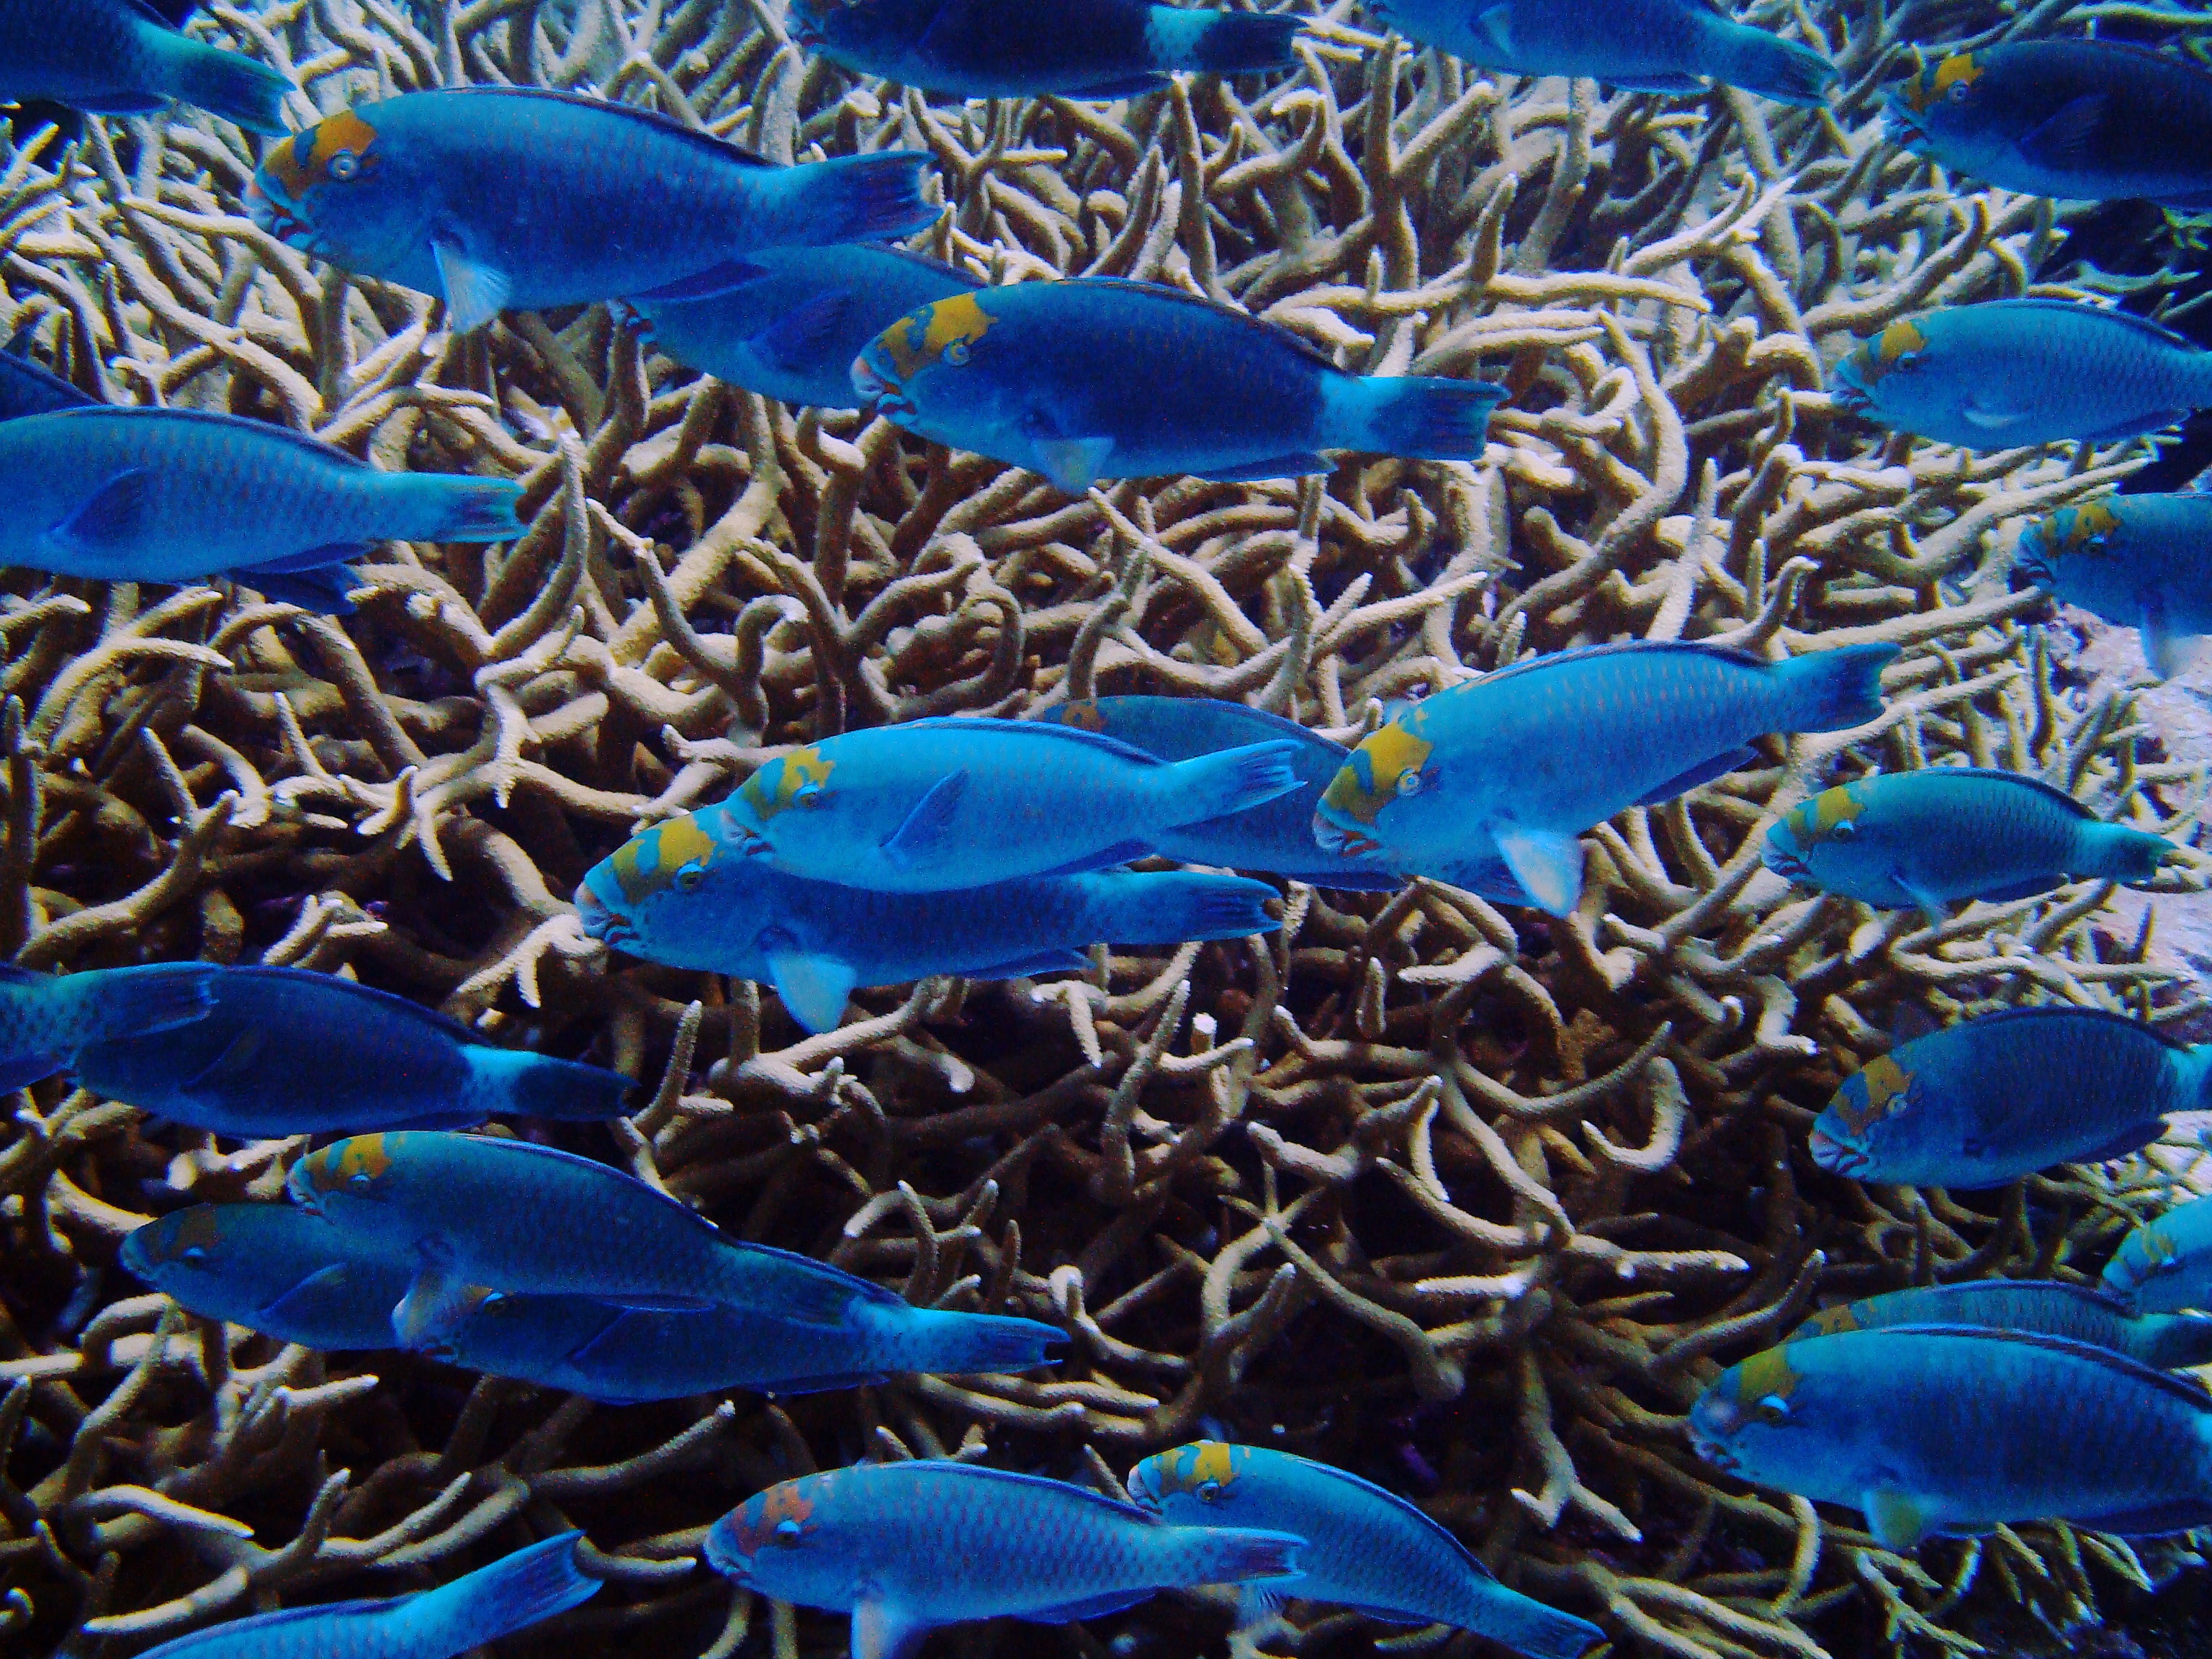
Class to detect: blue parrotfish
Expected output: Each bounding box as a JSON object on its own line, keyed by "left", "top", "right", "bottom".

{"left": 851, "top": 278, "right": 1506, "bottom": 493}
{"left": 1830, "top": 300, "right": 2212, "bottom": 449}
{"left": 1808, "top": 1006, "right": 2205, "bottom": 1188}
{"left": 1313, "top": 640, "right": 1899, "bottom": 917}
{"left": 1364, "top": 0, "right": 1836, "bottom": 107}
{"left": 1789, "top": 1278, "right": 2212, "bottom": 1371}
{"left": 0, "top": 0, "right": 291, "bottom": 136}
{"left": 0, "top": 959, "right": 216, "bottom": 1094}
{"left": 2105, "top": 1194, "right": 2212, "bottom": 1316}
{"left": 1127, "top": 1443, "right": 1604, "bottom": 1659}
{"left": 72, "top": 964, "right": 631, "bottom": 1136}
{"left": 287, "top": 1130, "right": 896, "bottom": 1330}
{"left": 704, "top": 717, "right": 1301, "bottom": 893}
{"left": 788, "top": 0, "right": 1303, "bottom": 99}
{"left": 578, "top": 835, "right": 1277, "bottom": 1034}
{"left": 247, "top": 89, "right": 937, "bottom": 334}
{"left": 122, "top": 1202, "right": 1064, "bottom": 1401}
{"left": 1689, "top": 1327, "right": 2212, "bottom": 1549}
{"left": 1762, "top": 765, "right": 2172, "bottom": 916}
{"left": 2015, "top": 493, "right": 2212, "bottom": 678}
{"left": 705, "top": 1460, "right": 1305, "bottom": 1659}
{"left": 1034, "top": 696, "right": 1401, "bottom": 890}
{"left": 134, "top": 1532, "right": 599, "bottom": 1659}
{"left": 0, "top": 348, "right": 102, "bottom": 421}
{"left": 632, "top": 244, "right": 981, "bottom": 412}
{"left": 0, "top": 392, "right": 522, "bottom": 611}
{"left": 1885, "top": 42, "right": 2212, "bottom": 209}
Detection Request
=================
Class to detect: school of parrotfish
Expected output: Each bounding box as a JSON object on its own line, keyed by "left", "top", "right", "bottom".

{"left": 14, "top": 0, "right": 2212, "bottom": 1654}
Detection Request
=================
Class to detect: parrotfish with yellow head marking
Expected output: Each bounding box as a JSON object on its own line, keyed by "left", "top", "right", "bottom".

{"left": 1128, "top": 1443, "right": 1604, "bottom": 1659}
{"left": 1829, "top": 299, "right": 2212, "bottom": 449}
{"left": 1884, "top": 41, "right": 2212, "bottom": 208}
{"left": 71, "top": 963, "right": 629, "bottom": 1136}
{"left": 286, "top": 1130, "right": 898, "bottom": 1334}
{"left": 705, "top": 1460, "right": 1304, "bottom": 1659}
{"left": 789, "top": 0, "right": 1302, "bottom": 99}
{"left": 1365, "top": 0, "right": 1835, "bottom": 105}
{"left": 2015, "top": 492, "right": 2212, "bottom": 678}
{"left": 130, "top": 1533, "right": 599, "bottom": 1659}
{"left": 247, "top": 88, "right": 935, "bottom": 334}
{"left": 1691, "top": 1327, "right": 2212, "bottom": 1550}
{"left": 576, "top": 800, "right": 1279, "bottom": 1035}
{"left": 1809, "top": 1006, "right": 2212, "bottom": 1187}
{"left": 850, "top": 277, "right": 1505, "bottom": 494}
{"left": 0, "top": 0, "right": 292, "bottom": 137}
{"left": 1312, "top": 641, "right": 1898, "bottom": 917}
{"left": 1789, "top": 1279, "right": 2212, "bottom": 1371}
{"left": 2107, "top": 1193, "right": 2212, "bottom": 1316}
{"left": 1761, "top": 765, "right": 2173, "bottom": 917}
{"left": 699, "top": 716, "right": 1303, "bottom": 894}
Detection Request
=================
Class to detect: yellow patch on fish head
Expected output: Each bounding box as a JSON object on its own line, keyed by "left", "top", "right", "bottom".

{"left": 302, "top": 1133, "right": 397, "bottom": 1197}
{"left": 878, "top": 292, "right": 999, "bottom": 384}
{"left": 1154, "top": 1442, "right": 1245, "bottom": 1503}
{"left": 2138, "top": 1226, "right": 2181, "bottom": 1270}
{"left": 1831, "top": 1052, "right": 1915, "bottom": 1137}
{"left": 1320, "top": 719, "right": 1435, "bottom": 829}
{"left": 1784, "top": 781, "right": 1871, "bottom": 850}
{"left": 259, "top": 108, "right": 382, "bottom": 203}
{"left": 1900, "top": 52, "right": 1982, "bottom": 113}
{"left": 1724, "top": 1345, "right": 1807, "bottom": 1430}
{"left": 737, "top": 747, "right": 835, "bottom": 824}
{"left": 608, "top": 813, "right": 719, "bottom": 905}
{"left": 1868, "top": 318, "right": 1929, "bottom": 375}
{"left": 2054, "top": 500, "right": 2123, "bottom": 557}
{"left": 727, "top": 1480, "right": 819, "bottom": 1557}
{"left": 1058, "top": 701, "right": 1107, "bottom": 733}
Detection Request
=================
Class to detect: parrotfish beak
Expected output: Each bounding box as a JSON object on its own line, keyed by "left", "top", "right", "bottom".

{"left": 1806, "top": 1124, "right": 1867, "bottom": 1177}
{"left": 1827, "top": 361, "right": 1874, "bottom": 415}
{"left": 1125, "top": 1461, "right": 1164, "bottom": 1509}
{"left": 2010, "top": 525, "right": 2054, "bottom": 591}
{"left": 573, "top": 874, "right": 637, "bottom": 949}
{"left": 1759, "top": 830, "right": 1809, "bottom": 883}
{"left": 703, "top": 1515, "right": 755, "bottom": 1581}
{"left": 1686, "top": 1395, "right": 1744, "bottom": 1471}
{"left": 1880, "top": 92, "right": 1928, "bottom": 151}
{"left": 851, "top": 353, "right": 912, "bottom": 423}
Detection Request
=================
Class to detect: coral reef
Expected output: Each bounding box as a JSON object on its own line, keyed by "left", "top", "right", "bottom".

{"left": 6, "top": 1, "right": 2212, "bottom": 1656}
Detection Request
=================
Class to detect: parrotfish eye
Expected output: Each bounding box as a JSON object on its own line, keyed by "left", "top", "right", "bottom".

{"left": 1395, "top": 770, "right": 1422, "bottom": 798}
{"left": 328, "top": 150, "right": 362, "bottom": 182}
{"left": 1829, "top": 819, "right": 1855, "bottom": 840}
{"left": 349, "top": 1172, "right": 374, "bottom": 1194}
{"left": 944, "top": 340, "right": 971, "bottom": 367}
{"left": 773, "top": 1518, "right": 804, "bottom": 1543}
{"left": 1753, "top": 1394, "right": 1791, "bottom": 1426}
{"left": 1197, "top": 1479, "right": 1222, "bottom": 1502}
{"left": 796, "top": 784, "right": 824, "bottom": 808}
{"left": 675, "top": 863, "right": 706, "bottom": 893}
{"left": 180, "top": 1244, "right": 207, "bottom": 1264}
{"left": 1947, "top": 79, "right": 1971, "bottom": 102}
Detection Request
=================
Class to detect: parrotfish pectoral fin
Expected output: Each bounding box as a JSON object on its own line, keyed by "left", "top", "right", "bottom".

{"left": 392, "top": 1257, "right": 482, "bottom": 1349}
{"left": 1863, "top": 1489, "right": 1932, "bottom": 1552}
{"left": 1474, "top": 4, "right": 1516, "bottom": 50}
{"left": 1194, "top": 455, "right": 1331, "bottom": 482}
{"left": 184, "top": 1025, "right": 266, "bottom": 1087}
{"left": 433, "top": 235, "right": 515, "bottom": 334}
{"left": 765, "top": 948, "right": 860, "bottom": 1035}
{"left": 853, "top": 1599, "right": 932, "bottom": 1659}
{"left": 1234, "top": 1583, "right": 1290, "bottom": 1628}
{"left": 2015, "top": 94, "right": 2110, "bottom": 169}
{"left": 1493, "top": 823, "right": 1586, "bottom": 917}
{"left": 51, "top": 467, "right": 156, "bottom": 556}
{"left": 1032, "top": 437, "right": 1114, "bottom": 493}
{"left": 2140, "top": 590, "right": 2199, "bottom": 681}
{"left": 1961, "top": 401, "right": 2029, "bottom": 431}
{"left": 241, "top": 541, "right": 374, "bottom": 575}
{"left": 1633, "top": 745, "right": 1758, "bottom": 806}
{"left": 631, "top": 258, "right": 773, "bottom": 307}
{"left": 257, "top": 1264, "right": 364, "bottom": 1329}
{"left": 2077, "top": 1122, "right": 2167, "bottom": 1164}
{"left": 1021, "top": 1590, "right": 1156, "bottom": 1624}
{"left": 746, "top": 289, "right": 852, "bottom": 371}
{"left": 880, "top": 769, "right": 969, "bottom": 867}
{"left": 545, "top": 1306, "right": 642, "bottom": 1372}
{"left": 242, "top": 565, "right": 361, "bottom": 613}
{"left": 1894, "top": 875, "right": 1948, "bottom": 930}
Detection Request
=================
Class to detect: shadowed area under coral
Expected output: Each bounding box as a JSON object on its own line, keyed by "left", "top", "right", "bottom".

{"left": 4, "top": 1, "right": 2212, "bottom": 1657}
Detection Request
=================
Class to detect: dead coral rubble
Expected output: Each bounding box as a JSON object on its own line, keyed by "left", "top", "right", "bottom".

{"left": 1, "top": 1, "right": 2208, "bottom": 1656}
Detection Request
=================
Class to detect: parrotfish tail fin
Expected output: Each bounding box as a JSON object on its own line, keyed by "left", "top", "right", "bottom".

{"left": 1169, "top": 1525, "right": 1304, "bottom": 1588}
{"left": 1772, "top": 641, "right": 1899, "bottom": 734}
{"left": 1161, "top": 9, "right": 1304, "bottom": 76}
{"left": 790, "top": 152, "right": 937, "bottom": 246}
{"left": 398, "top": 1533, "right": 601, "bottom": 1650}
{"left": 1163, "top": 739, "right": 1303, "bottom": 824}
{"left": 1329, "top": 374, "right": 1506, "bottom": 462}
{"left": 1088, "top": 871, "right": 1281, "bottom": 944}
{"left": 378, "top": 473, "right": 528, "bottom": 544}
{"left": 899, "top": 1308, "right": 1065, "bottom": 1375}
{"left": 158, "top": 37, "right": 294, "bottom": 136}
{"left": 2085, "top": 822, "right": 2177, "bottom": 886}
{"left": 1462, "top": 1583, "right": 1609, "bottom": 1659}
{"left": 464, "top": 1046, "right": 635, "bottom": 1123}
{"left": 1707, "top": 23, "right": 1838, "bottom": 108}
{"left": 2141, "top": 1313, "right": 2212, "bottom": 1370}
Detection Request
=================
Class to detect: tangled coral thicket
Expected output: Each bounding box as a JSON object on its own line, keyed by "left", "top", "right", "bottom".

{"left": 6, "top": 0, "right": 2212, "bottom": 1654}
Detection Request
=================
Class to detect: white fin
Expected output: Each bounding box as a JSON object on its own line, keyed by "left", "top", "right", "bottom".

{"left": 766, "top": 948, "right": 859, "bottom": 1035}
{"left": 1492, "top": 822, "right": 1585, "bottom": 917}
{"left": 433, "top": 234, "right": 514, "bottom": 333}
{"left": 2141, "top": 590, "right": 2200, "bottom": 680}
{"left": 1863, "top": 1488, "right": 1933, "bottom": 1552}
{"left": 1032, "top": 436, "right": 1113, "bottom": 493}
{"left": 853, "top": 1598, "right": 931, "bottom": 1659}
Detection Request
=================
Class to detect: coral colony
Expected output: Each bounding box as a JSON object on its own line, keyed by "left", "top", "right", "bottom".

{"left": 8, "top": 1, "right": 2212, "bottom": 1658}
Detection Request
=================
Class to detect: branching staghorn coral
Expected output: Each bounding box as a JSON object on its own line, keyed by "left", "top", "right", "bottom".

{"left": 2, "top": 1, "right": 2210, "bottom": 1655}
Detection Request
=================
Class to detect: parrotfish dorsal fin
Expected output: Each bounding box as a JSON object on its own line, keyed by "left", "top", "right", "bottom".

{"left": 405, "top": 86, "right": 783, "bottom": 168}
{"left": 1920, "top": 1002, "right": 2190, "bottom": 1054}
{"left": 1872, "top": 1323, "right": 2212, "bottom": 1407}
